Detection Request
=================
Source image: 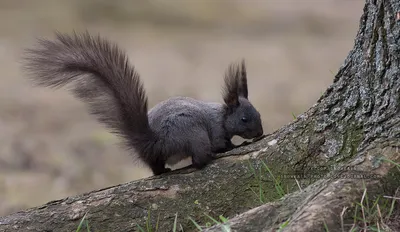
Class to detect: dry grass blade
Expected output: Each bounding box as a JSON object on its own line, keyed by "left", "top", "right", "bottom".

{"left": 340, "top": 206, "right": 348, "bottom": 232}
{"left": 360, "top": 188, "right": 367, "bottom": 232}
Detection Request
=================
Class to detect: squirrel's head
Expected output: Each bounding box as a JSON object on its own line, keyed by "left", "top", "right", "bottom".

{"left": 222, "top": 60, "right": 263, "bottom": 139}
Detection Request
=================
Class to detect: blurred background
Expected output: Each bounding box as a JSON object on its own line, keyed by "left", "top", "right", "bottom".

{"left": 0, "top": 0, "right": 364, "bottom": 216}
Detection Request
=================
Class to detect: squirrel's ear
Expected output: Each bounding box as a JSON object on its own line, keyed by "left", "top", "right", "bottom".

{"left": 223, "top": 62, "right": 240, "bottom": 107}
{"left": 237, "top": 59, "right": 248, "bottom": 99}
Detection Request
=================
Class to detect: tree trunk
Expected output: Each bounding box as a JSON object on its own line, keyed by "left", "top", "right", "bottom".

{"left": 1, "top": 0, "right": 400, "bottom": 231}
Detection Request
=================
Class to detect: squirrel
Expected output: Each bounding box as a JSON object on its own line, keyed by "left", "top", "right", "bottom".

{"left": 22, "top": 31, "right": 264, "bottom": 175}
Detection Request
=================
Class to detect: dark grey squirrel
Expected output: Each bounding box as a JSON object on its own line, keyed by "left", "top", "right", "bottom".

{"left": 22, "top": 31, "right": 264, "bottom": 175}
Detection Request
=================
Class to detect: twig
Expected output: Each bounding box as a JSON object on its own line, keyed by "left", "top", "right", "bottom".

{"left": 294, "top": 178, "right": 302, "bottom": 192}
{"left": 383, "top": 196, "right": 400, "bottom": 200}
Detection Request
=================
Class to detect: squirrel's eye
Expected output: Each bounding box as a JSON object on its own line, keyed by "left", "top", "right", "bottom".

{"left": 241, "top": 117, "right": 248, "bottom": 122}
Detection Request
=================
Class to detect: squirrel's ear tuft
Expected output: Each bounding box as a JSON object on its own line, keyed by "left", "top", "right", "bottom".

{"left": 237, "top": 59, "right": 248, "bottom": 99}
{"left": 222, "top": 59, "right": 248, "bottom": 107}
{"left": 223, "top": 62, "right": 240, "bottom": 107}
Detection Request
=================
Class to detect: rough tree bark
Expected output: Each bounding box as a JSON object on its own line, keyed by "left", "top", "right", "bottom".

{"left": 1, "top": 0, "right": 400, "bottom": 231}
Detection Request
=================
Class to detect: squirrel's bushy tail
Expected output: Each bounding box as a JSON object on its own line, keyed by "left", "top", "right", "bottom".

{"left": 22, "top": 31, "right": 155, "bottom": 159}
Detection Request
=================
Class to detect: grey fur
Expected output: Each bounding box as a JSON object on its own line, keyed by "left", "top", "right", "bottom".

{"left": 21, "top": 31, "right": 264, "bottom": 175}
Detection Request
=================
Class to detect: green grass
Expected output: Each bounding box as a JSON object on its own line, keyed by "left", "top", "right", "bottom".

{"left": 76, "top": 212, "right": 90, "bottom": 232}
{"left": 380, "top": 157, "right": 400, "bottom": 170}
{"left": 323, "top": 220, "right": 330, "bottom": 232}
{"left": 188, "top": 213, "right": 231, "bottom": 232}
{"left": 278, "top": 218, "right": 290, "bottom": 232}
{"left": 173, "top": 213, "right": 178, "bottom": 232}
{"left": 136, "top": 209, "right": 161, "bottom": 232}
{"left": 347, "top": 157, "right": 400, "bottom": 232}
{"left": 136, "top": 210, "right": 181, "bottom": 232}
{"left": 248, "top": 160, "right": 288, "bottom": 204}
{"left": 262, "top": 161, "right": 286, "bottom": 198}
{"left": 348, "top": 187, "right": 398, "bottom": 231}
{"left": 188, "top": 217, "right": 203, "bottom": 231}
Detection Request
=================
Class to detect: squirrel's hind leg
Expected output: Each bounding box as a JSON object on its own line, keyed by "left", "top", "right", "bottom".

{"left": 149, "top": 160, "right": 171, "bottom": 175}
{"left": 189, "top": 132, "right": 214, "bottom": 170}
{"left": 191, "top": 148, "right": 214, "bottom": 170}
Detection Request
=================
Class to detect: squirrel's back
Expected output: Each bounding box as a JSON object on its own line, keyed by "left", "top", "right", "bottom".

{"left": 148, "top": 96, "right": 225, "bottom": 140}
